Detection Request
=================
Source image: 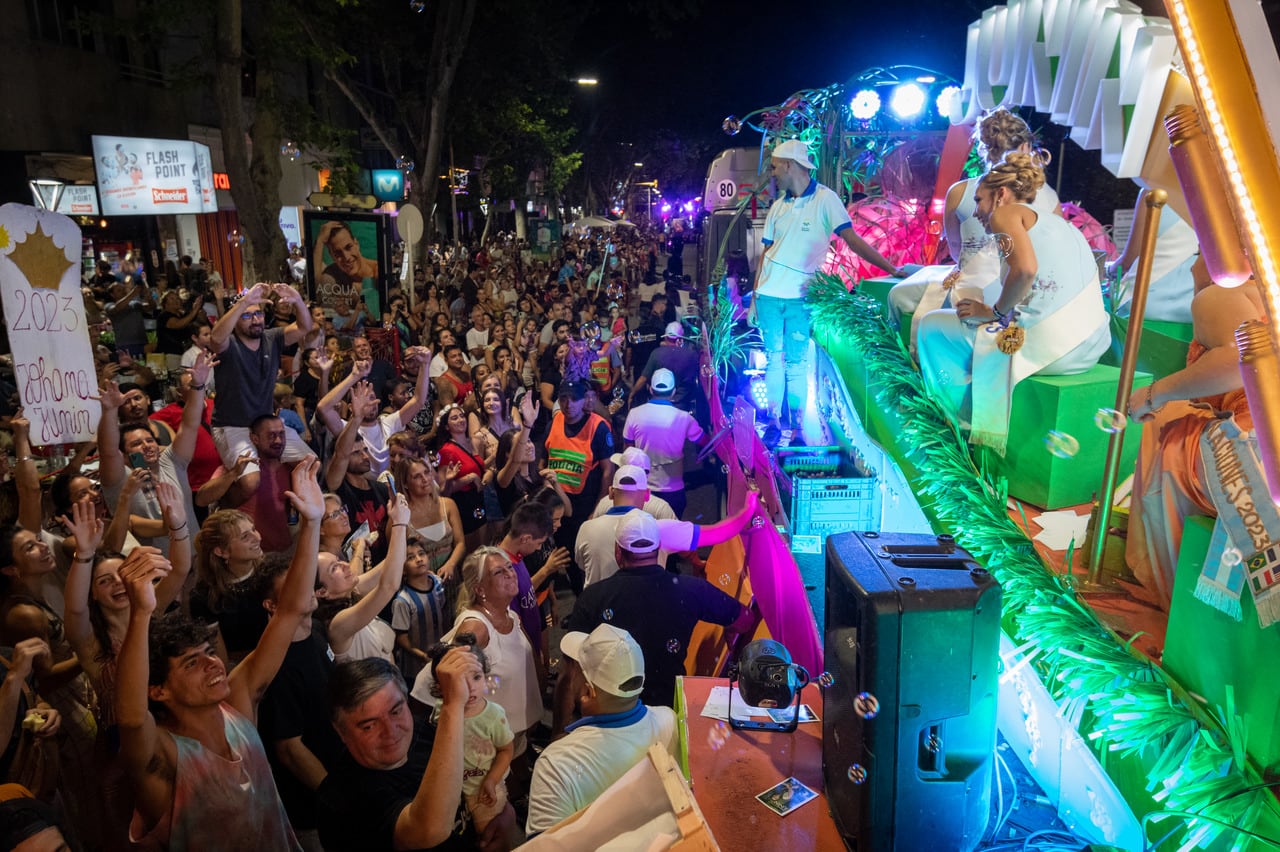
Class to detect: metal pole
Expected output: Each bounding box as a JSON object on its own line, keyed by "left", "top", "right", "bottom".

{"left": 449, "top": 140, "right": 459, "bottom": 250}
{"left": 1084, "top": 189, "right": 1166, "bottom": 586}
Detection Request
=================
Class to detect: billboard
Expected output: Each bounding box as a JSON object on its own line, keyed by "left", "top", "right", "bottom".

{"left": 28, "top": 184, "right": 100, "bottom": 216}
{"left": 91, "top": 135, "right": 217, "bottom": 215}
{"left": 303, "top": 210, "right": 389, "bottom": 319}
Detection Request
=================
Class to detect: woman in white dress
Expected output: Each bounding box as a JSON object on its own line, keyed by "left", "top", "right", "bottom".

{"left": 916, "top": 152, "right": 1109, "bottom": 454}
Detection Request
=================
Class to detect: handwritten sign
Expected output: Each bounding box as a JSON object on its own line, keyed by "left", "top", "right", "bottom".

{"left": 0, "top": 203, "right": 101, "bottom": 445}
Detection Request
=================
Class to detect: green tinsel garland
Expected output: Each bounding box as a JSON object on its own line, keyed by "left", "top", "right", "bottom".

{"left": 807, "top": 272, "right": 1276, "bottom": 850}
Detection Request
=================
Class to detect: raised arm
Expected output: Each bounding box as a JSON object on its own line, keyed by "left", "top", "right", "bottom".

{"left": 328, "top": 496, "right": 409, "bottom": 656}
{"left": 9, "top": 412, "right": 43, "bottom": 533}
{"left": 274, "top": 283, "right": 314, "bottom": 346}
{"left": 316, "top": 360, "right": 372, "bottom": 438}
{"left": 210, "top": 282, "right": 271, "bottom": 353}
{"left": 394, "top": 647, "right": 478, "bottom": 849}
{"left": 154, "top": 481, "right": 193, "bottom": 612}
{"left": 227, "top": 457, "right": 324, "bottom": 721}
{"left": 61, "top": 501, "right": 106, "bottom": 670}
{"left": 690, "top": 490, "right": 762, "bottom": 548}
{"left": 171, "top": 350, "right": 215, "bottom": 466}
{"left": 324, "top": 413, "right": 363, "bottom": 492}
{"left": 96, "top": 381, "right": 127, "bottom": 489}
{"left": 102, "top": 469, "right": 145, "bottom": 552}
{"left": 116, "top": 547, "right": 179, "bottom": 826}
{"left": 395, "top": 348, "right": 432, "bottom": 426}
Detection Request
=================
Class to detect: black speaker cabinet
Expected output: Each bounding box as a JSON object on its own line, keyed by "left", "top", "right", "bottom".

{"left": 823, "top": 531, "right": 1001, "bottom": 852}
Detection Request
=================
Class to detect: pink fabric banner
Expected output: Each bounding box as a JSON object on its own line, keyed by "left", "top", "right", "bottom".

{"left": 703, "top": 356, "right": 825, "bottom": 674}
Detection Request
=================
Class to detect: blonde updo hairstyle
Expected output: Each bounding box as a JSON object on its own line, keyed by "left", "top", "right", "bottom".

{"left": 978, "top": 151, "right": 1046, "bottom": 204}
{"left": 974, "top": 107, "right": 1038, "bottom": 165}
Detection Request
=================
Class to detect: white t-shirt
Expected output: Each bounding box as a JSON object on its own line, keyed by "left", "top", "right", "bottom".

{"left": 756, "top": 180, "right": 852, "bottom": 299}
{"left": 333, "top": 617, "right": 395, "bottom": 664}
{"left": 428, "top": 353, "right": 449, "bottom": 379}
{"left": 575, "top": 507, "right": 698, "bottom": 587}
{"left": 339, "top": 412, "right": 403, "bottom": 475}
{"left": 525, "top": 704, "right": 677, "bottom": 835}
{"left": 622, "top": 402, "right": 704, "bottom": 492}
{"left": 465, "top": 327, "right": 490, "bottom": 363}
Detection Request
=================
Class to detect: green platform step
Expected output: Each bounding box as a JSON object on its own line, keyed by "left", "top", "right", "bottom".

{"left": 1164, "top": 516, "right": 1280, "bottom": 771}
{"left": 977, "top": 364, "right": 1152, "bottom": 510}
{"left": 1100, "top": 314, "right": 1194, "bottom": 381}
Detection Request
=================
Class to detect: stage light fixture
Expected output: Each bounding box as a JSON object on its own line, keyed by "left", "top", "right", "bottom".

{"left": 936, "top": 85, "right": 961, "bottom": 118}
{"left": 889, "top": 83, "right": 926, "bottom": 119}
{"left": 729, "top": 639, "right": 809, "bottom": 733}
{"left": 849, "top": 89, "right": 880, "bottom": 120}
{"left": 748, "top": 376, "right": 769, "bottom": 411}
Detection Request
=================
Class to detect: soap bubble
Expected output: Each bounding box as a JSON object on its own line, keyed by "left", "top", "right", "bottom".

{"left": 718, "top": 574, "right": 731, "bottom": 587}
{"left": 580, "top": 320, "right": 601, "bottom": 341}
{"left": 818, "top": 671, "right": 836, "bottom": 688}
{"left": 707, "top": 720, "right": 730, "bottom": 750}
{"left": 1093, "top": 407, "right": 1126, "bottom": 433}
{"left": 485, "top": 674, "right": 502, "bottom": 691}
{"left": 395, "top": 154, "right": 415, "bottom": 172}
{"left": 1221, "top": 546, "right": 1244, "bottom": 568}
{"left": 472, "top": 507, "right": 486, "bottom": 520}
{"left": 701, "top": 363, "right": 715, "bottom": 377}
{"left": 934, "top": 370, "right": 951, "bottom": 387}
{"left": 666, "top": 638, "right": 681, "bottom": 654}
{"left": 408, "top": 0, "right": 426, "bottom": 11}
{"left": 602, "top": 608, "right": 613, "bottom": 621}
{"left": 1043, "top": 430, "right": 1080, "bottom": 458}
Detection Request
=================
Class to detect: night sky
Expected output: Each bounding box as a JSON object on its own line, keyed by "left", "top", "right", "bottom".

{"left": 570, "top": 0, "right": 992, "bottom": 147}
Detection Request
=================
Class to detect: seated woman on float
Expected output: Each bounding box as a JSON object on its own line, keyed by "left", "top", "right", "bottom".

{"left": 1126, "top": 257, "right": 1275, "bottom": 620}
{"left": 889, "top": 107, "right": 1062, "bottom": 343}
{"left": 916, "top": 152, "right": 1109, "bottom": 454}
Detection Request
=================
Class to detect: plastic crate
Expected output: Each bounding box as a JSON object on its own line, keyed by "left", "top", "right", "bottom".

{"left": 786, "top": 471, "right": 881, "bottom": 540}
{"left": 778, "top": 446, "right": 842, "bottom": 476}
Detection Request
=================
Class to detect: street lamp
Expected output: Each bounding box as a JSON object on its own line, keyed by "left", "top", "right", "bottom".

{"left": 575, "top": 77, "right": 598, "bottom": 86}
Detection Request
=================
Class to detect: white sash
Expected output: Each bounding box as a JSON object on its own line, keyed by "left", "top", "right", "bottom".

{"left": 969, "top": 279, "right": 1108, "bottom": 454}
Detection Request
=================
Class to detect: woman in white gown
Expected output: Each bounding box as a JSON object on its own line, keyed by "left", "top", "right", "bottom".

{"left": 890, "top": 107, "right": 1062, "bottom": 337}
{"left": 916, "top": 152, "right": 1109, "bottom": 454}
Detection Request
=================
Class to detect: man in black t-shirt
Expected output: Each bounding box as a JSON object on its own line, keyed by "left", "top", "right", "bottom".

{"left": 211, "top": 281, "right": 315, "bottom": 497}
{"left": 317, "top": 657, "right": 516, "bottom": 851}
{"left": 564, "top": 512, "right": 754, "bottom": 708}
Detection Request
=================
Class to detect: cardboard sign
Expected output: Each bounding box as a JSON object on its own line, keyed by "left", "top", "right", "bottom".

{"left": 0, "top": 203, "right": 101, "bottom": 444}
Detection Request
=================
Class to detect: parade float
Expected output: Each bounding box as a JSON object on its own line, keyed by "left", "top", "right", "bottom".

{"left": 698, "top": 1, "right": 1280, "bottom": 849}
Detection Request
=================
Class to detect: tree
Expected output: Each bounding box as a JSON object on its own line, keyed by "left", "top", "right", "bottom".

{"left": 298, "top": 0, "right": 478, "bottom": 252}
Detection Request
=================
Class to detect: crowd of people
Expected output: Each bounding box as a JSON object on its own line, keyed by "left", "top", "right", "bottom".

{"left": 0, "top": 225, "right": 763, "bottom": 850}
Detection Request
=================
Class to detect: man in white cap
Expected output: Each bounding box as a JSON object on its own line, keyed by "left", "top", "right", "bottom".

{"left": 590, "top": 447, "right": 676, "bottom": 518}
{"left": 629, "top": 321, "right": 701, "bottom": 413}
{"left": 748, "top": 137, "right": 906, "bottom": 448}
{"left": 622, "top": 367, "right": 707, "bottom": 518}
{"left": 525, "top": 624, "right": 676, "bottom": 836}
{"left": 574, "top": 465, "right": 758, "bottom": 587}
{"left": 563, "top": 511, "right": 758, "bottom": 710}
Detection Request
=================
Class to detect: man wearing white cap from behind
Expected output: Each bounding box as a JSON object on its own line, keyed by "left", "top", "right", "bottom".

{"left": 563, "top": 511, "right": 759, "bottom": 711}
{"left": 575, "top": 464, "right": 761, "bottom": 588}
{"left": 524, "top": 624, "right": 677, "bottom": 837}
{"left": 623, "top": 367, "right": 708, "bottom": 519}
{"left": 629, "top": 320, "right": 702, "bottom": 413}
{"left": 748, "top": 137, "right": 906, "bottom": 448}
{"left": 590, "top": 447, "right": 677, "bottom": 519}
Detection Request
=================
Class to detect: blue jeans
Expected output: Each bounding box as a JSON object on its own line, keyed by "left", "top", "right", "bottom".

{"left": 756, "top": 294, "right": 811, "bottom": 423}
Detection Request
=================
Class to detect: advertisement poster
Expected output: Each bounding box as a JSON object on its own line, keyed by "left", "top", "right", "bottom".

{"left": 304, "top": 211, "right": 388, "bottom": 318}
{"left": 28, "top": 184, "right": 100, "bottom": 217}
{"left": 529, "top": 217, "right": 560, "bottom": 259}
{"left": 0, "top": 203, "right": 101, "bottom": 444}
{"left": 91, "top": 135, "right": 217, "bottom": 216}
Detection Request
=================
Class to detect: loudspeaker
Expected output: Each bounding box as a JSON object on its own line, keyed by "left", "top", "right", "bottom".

{"left": 823, "top": 531, "right": 1001, "bottom": 852}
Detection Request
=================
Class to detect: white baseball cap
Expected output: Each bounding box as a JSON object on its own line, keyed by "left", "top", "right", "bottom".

{"left": 610, "top": 446, "right": 652, "bottom": 471}
{"left": 561, "top": 624, "right": 646, "bottom": 698}
{"left": 651, "top": 368, "right": 676, "bottom": 394}
{"left": 664, "top": 321, "right": 685, "bottom": 339}
{"left": 615, "top": 510, "right": 661, "bottom": 553}
{"left": 772, "top": 138, "right": 818, "bottom": 170}
{"left": 612, "top": 465, "right": 649, "bottom": 492}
